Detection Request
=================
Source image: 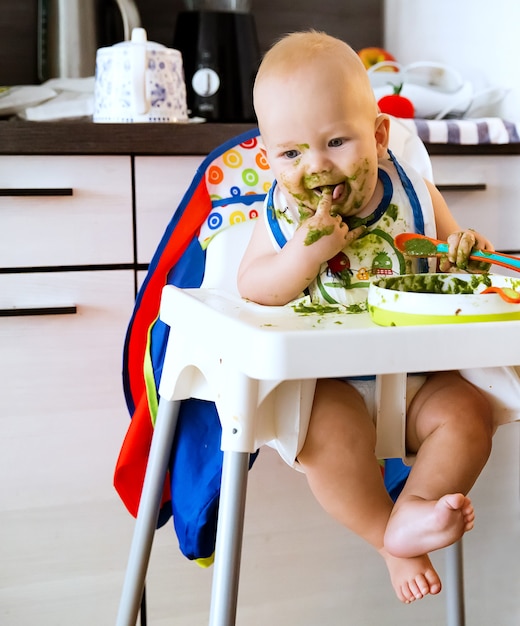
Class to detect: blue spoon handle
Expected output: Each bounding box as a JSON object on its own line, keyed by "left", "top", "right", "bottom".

{"left": 436, "top": 243, "right": 520, "bottom": 272}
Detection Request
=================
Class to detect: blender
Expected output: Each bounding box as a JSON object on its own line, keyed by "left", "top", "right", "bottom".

{"left": 173, "top": 0, "right": 261, "bottom": 122}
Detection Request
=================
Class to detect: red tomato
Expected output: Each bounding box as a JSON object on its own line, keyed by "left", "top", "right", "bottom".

{"left": 377, "top": 84, "right": 415, "bottom": 118}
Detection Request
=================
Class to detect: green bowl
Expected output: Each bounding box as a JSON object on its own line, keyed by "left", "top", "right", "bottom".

{"left": 368, "top": 273, "right": 520, "bottom": 326}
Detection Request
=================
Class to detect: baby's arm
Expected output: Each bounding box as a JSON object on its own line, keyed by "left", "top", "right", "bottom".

{"left": 238, "top": 188, "right": 360, "bottom": 305}
{"left": 425, "top": 179, "right": 494, "bottom": 271}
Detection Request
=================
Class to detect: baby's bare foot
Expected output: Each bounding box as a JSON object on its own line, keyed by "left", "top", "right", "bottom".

{"left": 384, "top": 493, "right": 474, "bottom": 558}
{"left": 379, "top": 547, "right": 442, "bottom": 603}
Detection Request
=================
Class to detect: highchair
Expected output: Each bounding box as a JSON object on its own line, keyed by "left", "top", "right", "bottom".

{"left": 114, "top": 120, "right": 483, "bottom": 626}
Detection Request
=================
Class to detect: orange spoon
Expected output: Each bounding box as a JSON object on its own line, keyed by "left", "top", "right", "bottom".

{"left": 395, "top": 233, "right": 520, "bottom": 273}
{"left": 481, "top": 286, "right": 520, "bottom": 303}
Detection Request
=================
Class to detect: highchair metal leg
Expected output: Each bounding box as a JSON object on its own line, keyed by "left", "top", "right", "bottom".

{"left": 445, "top": 539, "right": 465, "bottom": 626}
{"left": 208, "top": 450, "right": 250, "bottom": 626}
{"left": 116, "top": 398, "right": 181, "bottom": 626}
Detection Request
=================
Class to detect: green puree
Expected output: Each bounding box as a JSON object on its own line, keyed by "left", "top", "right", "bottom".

{"left": 301, "top": 185, "right": 336, "bottom": 244}
{"left": 304, "top": 224, "right": 334, "bottom": 245}
{"left": 292, "top": 302, "right": 339, "bottom": 314}
{"left": 403, "top": 237, "right": 438, "bottom": 256}
{"left": 292, "top": 302, "right": 366, "bottom": 315}
{"left": 375, "top": 274, "right": 492, "bottom": 294}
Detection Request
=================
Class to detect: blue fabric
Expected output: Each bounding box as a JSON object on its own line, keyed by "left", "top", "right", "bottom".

{"left": 170, "top": 399, "right": 258, "bottom": 558}
{"left": 384, "top": 458, "right": 411, "bottom": 502}
{"left": 265, "top": 182, "right": 288, "bottom": 248}
{"left": 170, "top": 399, "right": 223, "bottom": 556}
{"left": 146, "top": 236, "right": 262, "bottom": 547}
{"left": 388, "top": 149, "right": 429, "bottom": 273}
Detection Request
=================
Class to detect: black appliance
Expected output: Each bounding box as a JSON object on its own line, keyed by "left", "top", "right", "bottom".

{"left": 173, "top": 9, "right": 261, "bottom": 122}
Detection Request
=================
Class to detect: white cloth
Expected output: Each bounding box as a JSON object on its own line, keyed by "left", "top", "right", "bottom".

{"left": 398, "top": 117, "right": 520, "bottom": 145}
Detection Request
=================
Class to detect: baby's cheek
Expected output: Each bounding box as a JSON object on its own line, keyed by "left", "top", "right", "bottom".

{"left": 346, "top": 169, "right": 377, "bottom": 211}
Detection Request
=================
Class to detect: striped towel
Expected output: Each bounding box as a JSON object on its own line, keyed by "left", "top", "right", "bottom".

{"left": 397, "top": 117, "right": 520, "bottom": 145}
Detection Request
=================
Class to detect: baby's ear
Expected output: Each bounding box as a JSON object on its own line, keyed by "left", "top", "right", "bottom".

{"left": 375, "top": 114, "right": 391, "bottom": 156}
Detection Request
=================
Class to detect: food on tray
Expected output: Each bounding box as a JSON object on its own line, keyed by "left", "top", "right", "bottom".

{"left": 373, "top": 273, "right": 492, "bottom": 294}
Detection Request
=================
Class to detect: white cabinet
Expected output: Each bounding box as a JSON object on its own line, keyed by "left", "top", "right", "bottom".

{"left": 0, "top": 157, "right": 137, "bottom": 623}
{"left": 431, "top": 155, "right": 520, "bottom": 252}
{"left": 0, "top": 271, "right": 135, "bottom": 507}
{"left": 134, "top": 156, "right": 204, "bottom": 265}
{"left": 0, "top": 272, "right": 137, "bottom": 624}
{"left": 0, "top": 156, "right": 134, "bottom": 268}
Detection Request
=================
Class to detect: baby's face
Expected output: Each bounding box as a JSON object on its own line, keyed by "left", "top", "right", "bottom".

{"left": 255, "top": 64, "right": 386, "bottom": 220}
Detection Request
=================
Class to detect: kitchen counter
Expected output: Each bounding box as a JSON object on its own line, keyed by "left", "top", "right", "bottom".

{"left": 0, "top": 119, "right": 255, "bottom": 156}
{"left": 2, "top": 119, "right": 520, "bottom": 156}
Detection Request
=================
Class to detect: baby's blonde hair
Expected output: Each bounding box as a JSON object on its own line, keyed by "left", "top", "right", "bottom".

{"left": 254, "top": 30, "right": 376, "bottom": 114}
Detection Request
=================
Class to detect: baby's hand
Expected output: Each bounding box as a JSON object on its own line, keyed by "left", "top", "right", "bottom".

{"left": 438, "top": 229, "right": 493, "bottom": 273}
{"left": 298, "top": 187, "right": 364, "bottom": 259}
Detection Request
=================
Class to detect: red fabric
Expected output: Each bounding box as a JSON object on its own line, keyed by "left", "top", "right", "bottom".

{"left": 114, "top": 177, "right": 212, "bottom": 517}
{"left": 114, "top": 394, "right": 171, "bottom": 517}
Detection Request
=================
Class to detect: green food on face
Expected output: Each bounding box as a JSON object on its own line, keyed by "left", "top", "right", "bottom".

{"left": 303, "top": 174, "right": 329, "bottom": 188}
{"left": 374, "top": 273, "right": 492, "bottom": 294}
{"left": 403, "top": 237, "right": 438, "bottom": 256}
{"left": 304, "top": 224, "right": 334, "bottom": 245}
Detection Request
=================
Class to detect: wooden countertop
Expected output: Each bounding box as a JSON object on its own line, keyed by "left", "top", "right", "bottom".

{"left": 1, "top": 119, "right": 520, "bottom": 156}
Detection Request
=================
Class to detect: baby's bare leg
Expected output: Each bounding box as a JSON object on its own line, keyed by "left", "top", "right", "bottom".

{"left": 384, "top": 371, "right": 494, "bottom": 559}
{"left": 297, "top": 379, "right": 441, "bottom": 603}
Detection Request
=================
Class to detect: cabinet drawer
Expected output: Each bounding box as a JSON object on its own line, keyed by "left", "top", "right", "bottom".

{"left": 431, "top": 156, "right": 520, "bottom": 252}
{"left": 0, "top": 156, "right": 133, "bottom": 268}
{"left": 134, "top": 156, "right": 204, "bottom": 264}
{"left": 0, "top": 270, "right": 135, "bottom": 622}
{"left": 0, "top": 270, "right": 135, "bottom": 506}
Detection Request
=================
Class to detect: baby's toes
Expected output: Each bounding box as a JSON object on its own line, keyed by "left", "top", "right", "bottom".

{"left": 399, "top": 583, "right": 417, "bottom": 604}
{"left": 414, "top": 573, "right": 431, "bottom": 597}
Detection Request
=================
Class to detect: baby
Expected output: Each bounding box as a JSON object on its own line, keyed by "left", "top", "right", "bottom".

{"left": 238, "top": 31, "right": 495, "bottom": 603}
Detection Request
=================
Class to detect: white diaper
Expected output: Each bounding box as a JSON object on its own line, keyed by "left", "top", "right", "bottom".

{"left": 266, "top": 367, "right": 520, "bottom": 471}
{"left": 345, "top": 375, "right": 427, "bottom": 421}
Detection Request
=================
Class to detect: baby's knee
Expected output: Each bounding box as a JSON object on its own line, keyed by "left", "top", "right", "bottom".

{"left": 443, "top": 378, "right": 494, "bottom": 455}
{"left": 457, "top": 375, "right": 494, "bottom": 428}
{"left": 410, "top": 372, "right": 494, "bottom": 449}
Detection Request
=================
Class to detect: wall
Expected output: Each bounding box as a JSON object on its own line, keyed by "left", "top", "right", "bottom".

{"left": 0, "top": 0, "right": 382, "bottom": 86}
{"left": 384, "top": 0, "right": 520, "bottom": 122}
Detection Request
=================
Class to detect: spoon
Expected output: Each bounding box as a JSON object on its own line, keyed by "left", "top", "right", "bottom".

{"left": 394, "top": 233, "right": 520, "bottom": 273}
{"left": 481, "top": 286, "right": 520, "bottom": 303}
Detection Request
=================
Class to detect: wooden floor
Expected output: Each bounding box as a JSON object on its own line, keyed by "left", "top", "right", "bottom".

{"left": 1, "top": 408, "right": 519, "bottom": 625}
